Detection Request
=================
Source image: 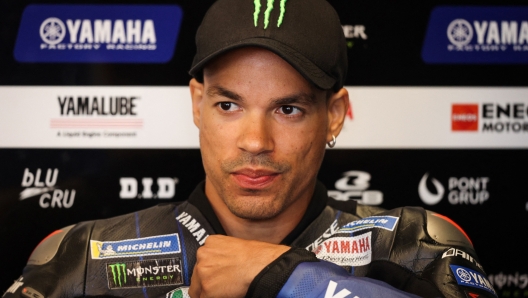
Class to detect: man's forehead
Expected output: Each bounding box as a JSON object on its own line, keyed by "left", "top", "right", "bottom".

{"left": 203, "top": 47, "right": 293, "bottom": 75}
{"left": 202, "top": 47, "right": 325, "bottom": 98}
{"left": 205, "top": 84, "right": 320, "bottom": 106}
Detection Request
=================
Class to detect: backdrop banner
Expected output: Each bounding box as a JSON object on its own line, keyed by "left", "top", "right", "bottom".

{"left": 1, "top": 0, "right": 527, "bottom": 296}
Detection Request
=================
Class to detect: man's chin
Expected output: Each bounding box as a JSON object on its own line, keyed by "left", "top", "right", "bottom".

{"left": 224, "top": 196, "right": 284, "bottom": 221}
{"left": 228, "top": 209, "right": 281, "bottom": 221}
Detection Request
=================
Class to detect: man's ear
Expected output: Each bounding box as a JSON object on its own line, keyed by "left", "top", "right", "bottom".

{"left": 326, "top": 87, "right": 349, "bottom": 143}
{"left": 189, "top": 78, "right": 204, "bottom": 128}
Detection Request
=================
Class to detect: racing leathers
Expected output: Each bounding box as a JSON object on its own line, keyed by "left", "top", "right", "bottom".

{"left": 3, "top": 181, "right": 497, "bottom": 298}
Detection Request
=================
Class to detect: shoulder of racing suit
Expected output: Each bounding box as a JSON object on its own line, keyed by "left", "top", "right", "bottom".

{"left": 3, "top": 220, "right": 95, "bottom": 298}
{"left": 2, "top": 201, "right": 201, "bottom": 298}
{"left": 246, "top": 203, "right": 497, "bottom": 298}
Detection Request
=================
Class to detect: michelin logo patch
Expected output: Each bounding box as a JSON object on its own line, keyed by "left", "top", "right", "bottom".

{"left": 338, "top": 216, "right": 399, "bottom": 234}
{"left": 450, "top": 265, "right": 497, "bottom": 296}
{"left": 91, "top": 234, "right": 181, "bottom": 259}
{"left": 14, "top": 4, "right": 182, "bottom": 63}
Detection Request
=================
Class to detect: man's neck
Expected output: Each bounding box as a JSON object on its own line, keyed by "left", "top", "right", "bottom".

{"left": 204, "top": 179, "right": 313, "bottom": 244}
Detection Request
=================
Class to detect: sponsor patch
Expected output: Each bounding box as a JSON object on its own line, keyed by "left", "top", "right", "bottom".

{"left": 442, "top": 248, "right": 484, "bottom": 271}
{"left": 305, "top": 220, "right": 339, "bottom": 252}
{"left": 327, "top": 171, "right": 383, "bottom": 206}
{"left": 450, "top": 265, "right": 498, "bottom": 296}
{"left": 120, "top": 177, "right": 178, "bottom": 199}
{"left": 488, "top": 272, "right": 528, "bottom": 290}
{"left": 338, "top": 216, "right": 399, "bottom": 234}
{"left": 315, "top": 232, "right": 372, "bottom": 266}
{"left": 14, "top": 4, "right": 182, "bottom": 63}
{"left": 91, "top": 234, "right": 180, "bottom": 259}
{"left": 106, "top": 258, "right": 183, "bottom": 289}
{"left": 419, "top": 174, "right": 491, "bottom": 206}
{"left": 452, "top": 104, "right": 479, "bottom": 131}
{"left": 166, "top": 287, "right": 190, "bottom": 298}
{"left": 422, "top": 6, "right": 528, "bottom": 64}
{"left": 176, "top": 212, "right": 209, "bottom": 245}
{"left": 20, "top": 168, "right": 76, "bottom": 209}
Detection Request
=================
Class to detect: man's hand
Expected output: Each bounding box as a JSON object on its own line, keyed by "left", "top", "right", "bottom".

{"left": 189, "top": 235, "right": 290, "bottom": 298}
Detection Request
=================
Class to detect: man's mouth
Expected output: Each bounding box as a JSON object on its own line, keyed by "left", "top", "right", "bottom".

{"left": 231, "top": 168, "right": 280, "bottom": 189}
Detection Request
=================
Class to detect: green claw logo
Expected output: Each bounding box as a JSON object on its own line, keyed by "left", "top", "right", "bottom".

{"left": 109, "top": 263, "right": 127, "bottom": 287}
{"left": 254, "top": 0, "right": 288, "bottom": 29}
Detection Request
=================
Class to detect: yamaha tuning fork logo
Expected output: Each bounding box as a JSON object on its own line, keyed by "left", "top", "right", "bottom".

{"left": 14, "top": 4, "right": 183, "bottom": 63}
{"left": 41, "top": 18, "right": 66, "bottom": 45}
{"left": 422, "top": 6, "right": 528, "bottom": 64}
{"left": 446, "top": 19, "right": 473, "bottom": 48}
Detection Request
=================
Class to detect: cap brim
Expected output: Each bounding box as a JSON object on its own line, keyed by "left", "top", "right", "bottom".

{"left": 189, "top": 37, "right": 336, "bottom": 90}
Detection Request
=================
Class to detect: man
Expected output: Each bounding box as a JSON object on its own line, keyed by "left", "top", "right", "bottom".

{"left": 4, "top": 0, "right": 495, "bottom": 297}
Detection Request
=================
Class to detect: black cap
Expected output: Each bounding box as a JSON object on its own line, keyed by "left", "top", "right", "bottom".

{"left": 190, "top": 0, "right": 347, "bottom": 91}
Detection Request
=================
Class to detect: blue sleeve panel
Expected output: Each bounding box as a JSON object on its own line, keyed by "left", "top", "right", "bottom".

{"left": 277, "top": 261, "right": 420, "bottom": 298}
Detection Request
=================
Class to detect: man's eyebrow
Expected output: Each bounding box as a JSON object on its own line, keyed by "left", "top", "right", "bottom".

{"left": 206, "top": 86, "right": 243, "bottom": 101}
{"left": 272, "top": 92, "right": 318, "bottom": 106}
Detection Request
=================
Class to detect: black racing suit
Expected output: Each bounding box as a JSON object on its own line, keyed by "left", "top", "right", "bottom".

{"left": 3, "top": 181, "right": 497, "bottom": 298}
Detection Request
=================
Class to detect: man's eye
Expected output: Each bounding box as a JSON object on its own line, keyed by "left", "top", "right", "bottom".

{"left": 218, "top": 102, "right": 239, "bottom": 111}
{"left": 278, "top": 105, "right": 301, "bottom": 115}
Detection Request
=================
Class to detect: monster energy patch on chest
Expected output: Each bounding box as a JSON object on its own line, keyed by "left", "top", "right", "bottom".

{"left": 106, "top": 258, "right": 183, "bottom": 289}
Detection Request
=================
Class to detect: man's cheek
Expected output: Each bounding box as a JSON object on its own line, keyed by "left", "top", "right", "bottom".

{"left": 201, "top": 125, "right": 224, "bottom": 149}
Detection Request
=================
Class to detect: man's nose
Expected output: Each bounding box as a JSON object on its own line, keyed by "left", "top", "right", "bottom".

{"left": 236, "top": 112, "right": 274, "bottom": 155}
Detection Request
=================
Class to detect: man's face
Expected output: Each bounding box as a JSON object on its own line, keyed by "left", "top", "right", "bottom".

{"left": 190, "top": 47, "right": 337, "bottom": 221}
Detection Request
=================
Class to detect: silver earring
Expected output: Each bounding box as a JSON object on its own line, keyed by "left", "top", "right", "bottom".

{"left": 327, "top": 135, "right": 336, "bottom": 148}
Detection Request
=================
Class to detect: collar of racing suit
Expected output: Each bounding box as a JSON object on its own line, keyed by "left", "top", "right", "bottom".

{"left": 186, "top": 180, "right": 329, "bottom": 245}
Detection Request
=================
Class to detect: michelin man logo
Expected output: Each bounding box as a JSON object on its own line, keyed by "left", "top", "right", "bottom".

{"left": 447, "top": 19, "right": 473, "bottom": 47}
{"left": 418, "top": 173, "right": 444, "bottom": 205}
{"left": 97, "top": 243, "right": 116, "bottom": 257}
{"left": 40, "top": 17, "right": 66, "bottom": 45}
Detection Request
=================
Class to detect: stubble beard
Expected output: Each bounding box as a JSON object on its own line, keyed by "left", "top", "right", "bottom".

{"left": 212, "top": 152, "right": 297, "bottom": 221}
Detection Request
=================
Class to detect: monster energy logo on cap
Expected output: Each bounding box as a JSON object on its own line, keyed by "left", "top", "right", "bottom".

{"left": 254, "top": 0, "right": 287, "bottom": 29}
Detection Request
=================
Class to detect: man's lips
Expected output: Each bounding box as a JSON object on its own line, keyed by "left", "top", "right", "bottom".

{"left": 231, "top": 168, "right": 280, "bottom": 188}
